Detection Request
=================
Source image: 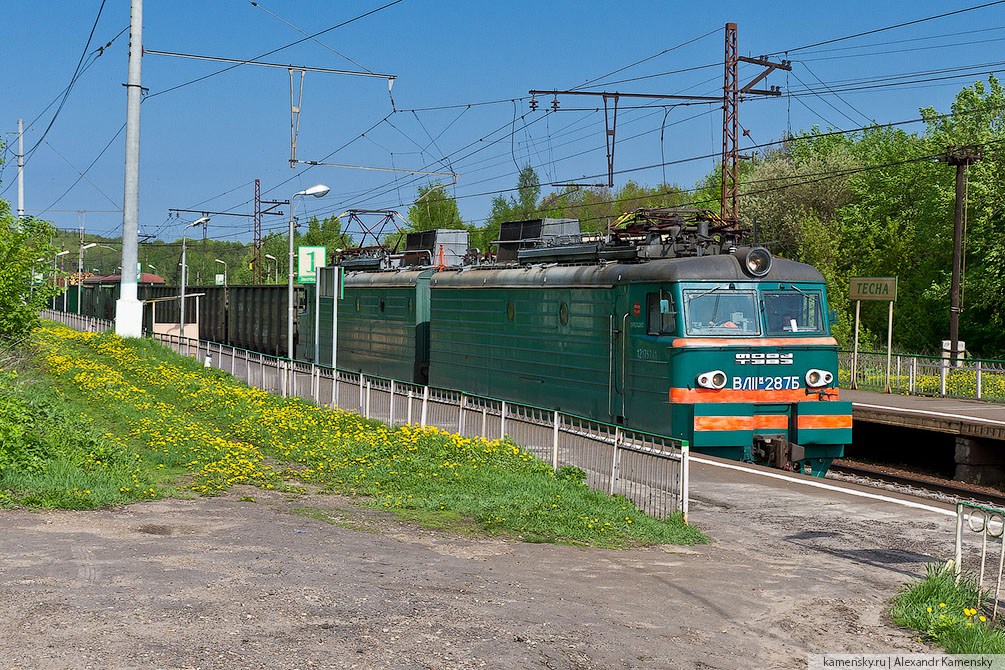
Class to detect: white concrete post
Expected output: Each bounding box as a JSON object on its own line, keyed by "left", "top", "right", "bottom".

{"left": 552, "top": 410, "right": 560, "bottom": 469}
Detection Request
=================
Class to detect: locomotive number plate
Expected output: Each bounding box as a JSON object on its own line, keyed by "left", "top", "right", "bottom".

{"left": 732, "top": 375, "right": 801, "bottom": 390}
{"left": 735, "top": 353, "right": 793, "bottom": 365}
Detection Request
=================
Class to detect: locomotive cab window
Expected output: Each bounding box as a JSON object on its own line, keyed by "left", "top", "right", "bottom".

{"left": 763, "top": 291, "right": 825, "bottom": 334}
{"left": 684, "top": 288, "right": 760, "bottom": 336}
{"left": 646, "top": 291, "right": 676, "bottom": 335}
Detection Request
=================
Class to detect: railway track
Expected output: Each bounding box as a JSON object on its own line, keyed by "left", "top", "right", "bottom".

{"left": 829, "top": 461, "right": 1005, "bottom": 509}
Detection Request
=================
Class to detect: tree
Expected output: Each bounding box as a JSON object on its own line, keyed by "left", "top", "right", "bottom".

{"left": 389, "top": 182, "right": 466, "bottom": 251}
{"left": 472, "top": 165, "right": 541, "bottom": 251}
{"left": 0, "top": 200, "right": 59, "bottom": 336}
{"left": 404, "top": 182, "right": 464, "bottom": 232}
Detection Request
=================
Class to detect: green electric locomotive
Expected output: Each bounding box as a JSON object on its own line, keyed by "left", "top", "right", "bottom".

{"left": 304, "top": 211, "right": 850, "bottom": 475}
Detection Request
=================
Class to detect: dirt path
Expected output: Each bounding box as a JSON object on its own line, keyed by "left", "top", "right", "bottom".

{"left": 0, "top": 462, "right": 953, "bottom": 670}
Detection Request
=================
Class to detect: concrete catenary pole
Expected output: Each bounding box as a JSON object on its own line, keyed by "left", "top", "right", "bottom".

{"left": 115, "top": 0, "right": 144, "bottom": 337}
{"left": 17, "top": 118, "right": 24, "bottom": 218}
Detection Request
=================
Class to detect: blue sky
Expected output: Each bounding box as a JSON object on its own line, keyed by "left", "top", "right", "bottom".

{"left": 2, "top": 0, "right": 1003, "bottom": 244}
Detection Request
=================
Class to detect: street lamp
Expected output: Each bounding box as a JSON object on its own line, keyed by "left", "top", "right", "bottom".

{"left": 181, "top": 216, "right": 210, "bottom": 336}
{"left": 289, "top": 185, "right": 329, "bottom": 366}
{"left": 214, "top": 258, "right": 227, "bottom": 287}
{"left": 264, "top": 254, "right": 277, "bottom": 283}
{"left": 77, "top": 242, "right": 97, "bottom": 315}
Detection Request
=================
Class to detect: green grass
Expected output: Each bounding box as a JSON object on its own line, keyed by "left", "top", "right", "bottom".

{"left": 892, "top": 561, "right": 1005, "bottom": 653}
{"left": 0, "top": 367, "right": 159, "bottom": 509}
{"left": 1, "top": 322, "right": 707, "bottom": 548}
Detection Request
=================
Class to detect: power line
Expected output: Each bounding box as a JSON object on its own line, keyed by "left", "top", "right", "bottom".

{"left": 22, "top": 0, "right": 107, "bottom": 164}
{"left": 795, "top": 24, "right": 1005, "bottom": 56}
{"left": 35, "top": 122, "right": 126, "bottom": 215}
{"left": 773, "top": 1, "right": 1005, "bottom": 54}
{"left": 799, "top": 35, "right": 1005, "bottom": 62}
{"left": 570, "top": 26, "right": 720, "bottom": 91}
{"left": 144, "top": 0, "right": 405, "bottom": 101}
{"left": 789, "top": 69, "right": 862, "bottom": 126}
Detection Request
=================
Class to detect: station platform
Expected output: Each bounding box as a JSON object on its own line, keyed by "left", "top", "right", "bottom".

{"left": 842, "top": 389, "right": 1005, "bottom": 441}
{"left": 842, "top": 388, "right": 1005, "bottom": 483}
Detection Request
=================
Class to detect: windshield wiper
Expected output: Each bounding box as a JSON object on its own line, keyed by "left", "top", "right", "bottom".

{"left": 692, "top": 285, "right": 729, "bottom": 300}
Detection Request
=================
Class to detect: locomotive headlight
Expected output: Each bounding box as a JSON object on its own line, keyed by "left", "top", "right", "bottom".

{"left": 805, "top": 369, "right": 834, "bottom": 388}
{"left": 697, "top": 370, "right": 728, "bottom": 390}
{"left": 745, "top": 247, "right": 772, "bottom": 277}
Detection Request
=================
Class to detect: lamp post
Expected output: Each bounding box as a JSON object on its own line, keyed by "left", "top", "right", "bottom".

{"left": 180, "top": 216, "right": 209, "bottom": 336}
{"left": 214, "top": 258, "right": 227, "bottom": 287}
{"left": 77, "top": 242, "right": 97, "bottom": 314}
{"left": 264, "top": 254, "right": 277, "bottom": 283}
{"left": 288, "top": 185, "right": 329, "bottom": 364}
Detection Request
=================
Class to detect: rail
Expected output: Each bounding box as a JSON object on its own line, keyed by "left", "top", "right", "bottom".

{"left": 40, "top": 309, "right": 689, "bottom": 520}
{"left": 839, "top": 350, "right": 1005, "bottom": 402}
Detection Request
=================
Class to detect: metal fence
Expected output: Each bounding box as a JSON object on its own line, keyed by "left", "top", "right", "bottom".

{"left": 839, "top": 350, "right": 1005, "bottom": 402}
{"left": 41, "top": 309, "right": 689, "bottom": 520}
{"left": 955, "top": 502, "right": 1005, "bottom": 620}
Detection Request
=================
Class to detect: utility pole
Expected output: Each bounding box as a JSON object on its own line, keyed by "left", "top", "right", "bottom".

{"left": 721, "top": 24, "right": 789, "bottom": 224}
{"left": 17, "top": 118, "right": 24, "bottom": 218}
{"left": 255, "top": 179, "right": 263, "bottom": 283}
{"left": 531, "top": 23, "right": 788, "bottom": 223}
{"left": 943, "top": 145, "right": 983, "bottom": 363}
{"left": 115, "top": 0, "right": 144, "bottom": 338}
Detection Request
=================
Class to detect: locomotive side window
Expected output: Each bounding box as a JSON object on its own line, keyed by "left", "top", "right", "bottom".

{"left": 763, "top": 292, "right": 824, "bottom": 334}
{"left": 646, "top": 291, "right": 676, "bottom": 335}
{"left": 684, "top": 289, "right": 760, "bottom": 336}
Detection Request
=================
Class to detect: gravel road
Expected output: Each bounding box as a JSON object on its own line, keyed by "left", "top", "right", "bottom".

{"left": 0, "top": 459, "right": 955, "bottom": 669}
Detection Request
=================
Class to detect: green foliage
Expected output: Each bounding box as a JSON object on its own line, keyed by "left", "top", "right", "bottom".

{"left": 404, "top": 182, "right": 464, "bottom": 232}
{"left": 0, "top": 367, "right": 155, "bottom": 509}
{"left": 0, "top": 204, "right": 59, "bottom": 336}
{"left": 892, "top": 561, "right": 1005, "bottom": 654}
{"left": 30, "top": 322, "right": 705, "bottom": 546}
{"left": 733, "top": 77, "right": 1005, "bottom": 356}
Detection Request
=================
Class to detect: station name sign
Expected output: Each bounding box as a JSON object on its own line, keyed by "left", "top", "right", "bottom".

{"left": 850, "top": 276, "right": 897, "bottom": 302}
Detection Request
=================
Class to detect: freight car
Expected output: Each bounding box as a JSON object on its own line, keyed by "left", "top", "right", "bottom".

{"left": 52, "top": 279, "right": 303, "bottom": 358}
{"left": 302, "top": 213, "right": 851, "bottom": 476}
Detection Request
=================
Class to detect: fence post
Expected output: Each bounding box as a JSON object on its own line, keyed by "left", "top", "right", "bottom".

{"left": 610, "top": 427, "right": 622, "bottom": 496}
{"left": 500, "top": 401, "right": 507, "bottom": 440}
{"left": 955, "top": 503, "right": 964, "bottom": 577}
{"left": 420, "top": 386, "right": 429, "bottom": 427}
{"left": 552, "top": 410, "right": 560, "bottom": 469}
{"left": 458, "top": 394, "right": 465, "bottom": 435}
{"left": 481, "top": 406, "right": 487, "bottom": 438}
{"left": 359, "top": 374, "right": 364, "bottom": 411}
{"left": 282, "top": 360, "right": 288, "bottom": 398}
{"left": 896, "top": 355, "right": 901, "bottom": 389}
{"left": 332, "top": 372, "right": 339, "bottom": 409}
{"left": 977, "top": 361, "right": 983, "bottom": 400}
{"left": 389, "top": 380, "right": 396, "bottom": 425}
{"left": 909, "top": 357, "right": 916, "bottom": 393}
{"left": 681, "top": 444, "right": 690, "bottom": 522}
{"left": 941, "top": 361, "right": 948, "bottom": 396}
{"left": 407, "top": 390, "right": 413, "bottom": 426}
{"left": 365, "top": 381, "right": 371, "bottom": 419}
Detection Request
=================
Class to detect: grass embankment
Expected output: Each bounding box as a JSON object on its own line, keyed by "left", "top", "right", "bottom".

{"left": 0, "top": 322, "right": 705, "bottom": 547}
{"left": 892, "top": 562, "right": 1005, "bottom": 653}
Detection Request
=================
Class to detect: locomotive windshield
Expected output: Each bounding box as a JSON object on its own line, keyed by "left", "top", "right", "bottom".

{"left": 763, "top": 291, "right": 825, "bottom": 334}
{"left": 684, "top": 289, "right": 760, "bottom": 336}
